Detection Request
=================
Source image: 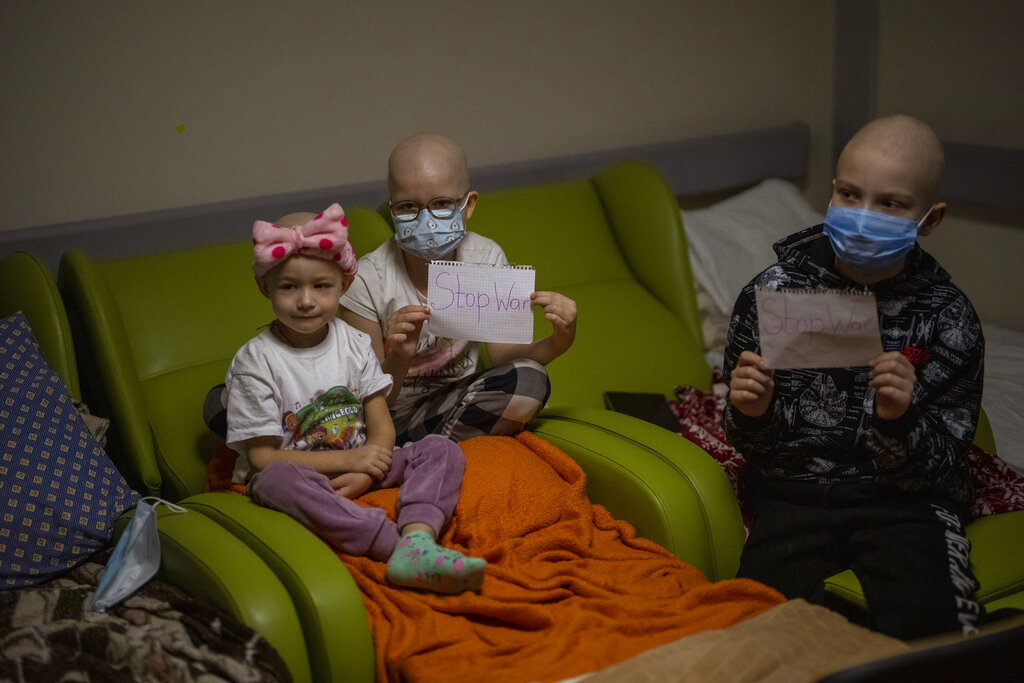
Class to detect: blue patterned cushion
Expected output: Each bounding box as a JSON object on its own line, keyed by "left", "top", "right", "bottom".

{"left": 1, "top": 312, "right": 139, "bottom": 589}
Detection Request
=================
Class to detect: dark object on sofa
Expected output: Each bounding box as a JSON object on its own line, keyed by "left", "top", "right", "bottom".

{"left": 605, "top": 391, "right": 682, "bottom": 432}
{"left": 817, "top": 621, "right": 1024, "bottom": 683}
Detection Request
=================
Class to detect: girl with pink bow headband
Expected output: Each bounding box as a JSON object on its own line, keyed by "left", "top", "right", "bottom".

{"left": 222, "top": 202, "right": 486, "bottom": 595}
{"left": 252, "top": 202, "right": 358, "bottom": 278}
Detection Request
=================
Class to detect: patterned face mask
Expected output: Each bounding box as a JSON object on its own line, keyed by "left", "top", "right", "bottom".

{"left": 823, "top": 204, "right": 933, "bottom": 272}
{"left": 393, "top": 195, "right": 470, "bottom": 261}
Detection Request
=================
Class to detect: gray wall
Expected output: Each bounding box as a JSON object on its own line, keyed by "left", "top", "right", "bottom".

{"left": 872, "top": 0, "right": 1024, "bottom": 331}
{"left": 0, "top": 1, "right": 835, "bottom": 231}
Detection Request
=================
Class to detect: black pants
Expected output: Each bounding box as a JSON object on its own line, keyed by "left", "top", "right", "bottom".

{"left": 737, "top": 480, "right": 981, "bottom": 640}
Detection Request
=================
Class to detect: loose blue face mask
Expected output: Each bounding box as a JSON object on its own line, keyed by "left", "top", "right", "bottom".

{"left": 823, "top": 204, "right": 933, "bottom": 272}
{"left": 89, "top": 497, "right": 186, "bottom": 612}
{"left": 393, "top": 196, "right": 470, "bottom": 261}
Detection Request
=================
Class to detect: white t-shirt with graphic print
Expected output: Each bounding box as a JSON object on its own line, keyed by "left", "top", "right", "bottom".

{"left": 225, "top": 317, "right": 393, "bottom": 483}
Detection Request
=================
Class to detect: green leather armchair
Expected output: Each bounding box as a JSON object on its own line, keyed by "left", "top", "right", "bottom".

{"left": 0, "top": 251, "right": 311, "bottom": 682}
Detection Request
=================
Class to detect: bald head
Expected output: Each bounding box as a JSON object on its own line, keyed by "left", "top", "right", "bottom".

{"left": 275, "top": 211, "right": 317, "bottom": 228}
{"left": 388, "top": 133, "right": 471, "bottom": 195}
{"left": 840, "top": 115, "right": 945, "bottom": 203}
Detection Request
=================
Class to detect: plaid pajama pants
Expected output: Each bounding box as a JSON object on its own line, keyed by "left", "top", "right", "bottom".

{"left": 391, "top": 359, "right": 551, "bottom": 444}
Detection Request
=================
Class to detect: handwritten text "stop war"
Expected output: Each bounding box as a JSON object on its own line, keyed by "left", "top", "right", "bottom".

{"left": 759, "top": 294, "right": 874, "bottom": 346}
{"left": 430, "top": 271, "right": 532, "bottom": 322}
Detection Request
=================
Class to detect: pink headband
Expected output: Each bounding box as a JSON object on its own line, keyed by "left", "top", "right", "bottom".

{"left": 252, "top": 203, "right": 358, "bottom": 277}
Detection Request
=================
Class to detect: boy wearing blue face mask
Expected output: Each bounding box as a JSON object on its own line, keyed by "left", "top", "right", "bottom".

{"left": 722, "top": 115, "right": 985, "bottom": 639}
{"left": 340, "top": 133, "right": 577, "bottom": 444}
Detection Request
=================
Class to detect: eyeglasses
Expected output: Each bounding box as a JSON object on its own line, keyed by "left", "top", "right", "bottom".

{"left": 388, "top": 194, "right": 469, "bottom": 222}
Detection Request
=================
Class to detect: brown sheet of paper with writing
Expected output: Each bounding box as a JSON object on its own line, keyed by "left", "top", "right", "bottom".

{"left": 756, "top": 288, "right": 883, "bottom": 369}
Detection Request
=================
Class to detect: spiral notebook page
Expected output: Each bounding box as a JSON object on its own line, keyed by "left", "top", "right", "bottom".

{"left": 426, "top": 261, "right": 535, "bottom": 343}
{"left": 756, "top": 288, "right": 883, "bottom": 369}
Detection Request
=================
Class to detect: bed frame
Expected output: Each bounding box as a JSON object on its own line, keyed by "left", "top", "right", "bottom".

{"left": 0, "top": 123, "right": 811, "bottom": 272}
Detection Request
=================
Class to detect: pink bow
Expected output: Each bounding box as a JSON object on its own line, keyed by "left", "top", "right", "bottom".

{"left": 252, "top": 203, "right": 358, "bottom": 277}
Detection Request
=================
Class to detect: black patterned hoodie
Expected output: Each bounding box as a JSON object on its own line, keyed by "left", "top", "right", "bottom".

{"left": 721, "top": 225, "right": 984, "bottom": 505}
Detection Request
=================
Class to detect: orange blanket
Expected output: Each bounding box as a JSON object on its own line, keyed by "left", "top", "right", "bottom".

{"left": 206, "top": 433, "right": 783, "bottom": 681}
{"left": 339, "top": 432, "right": 783, "bottom": 682}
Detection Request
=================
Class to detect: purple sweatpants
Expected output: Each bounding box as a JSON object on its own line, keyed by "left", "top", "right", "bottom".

{"left": 247, "top": 434, "right": 465, "bottom": 560}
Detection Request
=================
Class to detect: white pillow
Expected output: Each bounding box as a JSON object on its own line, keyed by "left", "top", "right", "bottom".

{"left": 682, "top": 178, "right": 824, "bottom": 316}
{"left": 982, "top": 323, "right": 1024, "bottom": 474}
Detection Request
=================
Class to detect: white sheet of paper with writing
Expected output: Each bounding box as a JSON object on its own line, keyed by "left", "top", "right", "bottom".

{"left": 426, "top": 261, "right": 535, "bottom": 343}
{"left": 756, "top": 288, "right": 883, "bottom": 369}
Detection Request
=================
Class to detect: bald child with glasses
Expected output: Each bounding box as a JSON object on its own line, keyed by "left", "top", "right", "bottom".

{"left": 340, "top": 133, "right": 578, "bottom": 445}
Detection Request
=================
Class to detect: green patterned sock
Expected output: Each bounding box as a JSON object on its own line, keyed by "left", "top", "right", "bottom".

{"left": 385, "top": 530, "right": 486, "bottom": 594}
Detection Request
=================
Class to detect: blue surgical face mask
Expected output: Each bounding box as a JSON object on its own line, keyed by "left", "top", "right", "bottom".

{"left": 89, "top": 497, "right": 186, "bottom": 612}
{"left": 823, "top": 204, "right": 934, "bottom": 272}
{"left": 393, "top": 195, "right": 470, "bottom": 261}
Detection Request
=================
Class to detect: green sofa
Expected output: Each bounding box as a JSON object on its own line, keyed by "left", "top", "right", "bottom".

{"left": 57, "top": 161, "right": 745, "bottom": 682}
{"left": 0, "top": 251, "right": 312, "bottom": 682}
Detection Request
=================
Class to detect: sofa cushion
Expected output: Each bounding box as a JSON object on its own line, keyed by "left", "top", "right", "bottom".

{"left": 541, "top": 279, "right": 711, "bottom": 407}
{"left": 471, "top": 178, "right": 635, "bottom": 289}
{"left": 0, "top": 312, "right": 139, "bottom": 589}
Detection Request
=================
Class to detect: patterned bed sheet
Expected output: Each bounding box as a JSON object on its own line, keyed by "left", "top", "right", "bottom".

{"left": 0, "top": 550, "right": 291, "bottom": 683}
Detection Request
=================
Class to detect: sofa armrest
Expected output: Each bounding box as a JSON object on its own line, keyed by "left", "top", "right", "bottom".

{"left": 58, "top": 249, "right": 163, "bottom": 496}
{"left": 0, "top": 252, "right": 81, "bottom": 398}
{"left": 967, "top": 509, "right": 1024, "bottom": 607}
{"left": 117, "top": 506, "right": 313, "bottom": 683}
{"left": 183, "top": 492, "right": 375, "bottom": 683}
{"left": 594, "top": 162, "right": 705, "bottom": 358}
{"left": 529, "top": 407, "right": 745, "bottom": 582}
